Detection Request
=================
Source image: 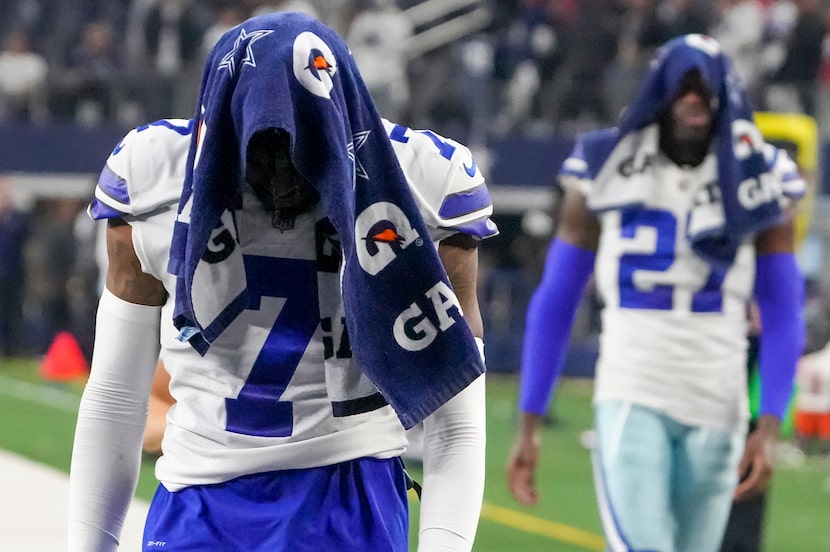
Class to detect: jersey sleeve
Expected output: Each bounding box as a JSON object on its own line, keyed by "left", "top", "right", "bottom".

{"left": 89, "top": 119, "right": 193, "bottom": 220}
{"left": 557, "top": 129, "right": 615, "bottom": 197}
{"left": 384, "top": 119, "right": 498, "bottom": 243}
{"left": 763, "top": 143, "right": 807, "bottom": 201}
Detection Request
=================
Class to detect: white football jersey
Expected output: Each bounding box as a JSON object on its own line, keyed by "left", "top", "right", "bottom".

{"left": 91, "top": 119, "right": 495, "bottom": 490}
{"left": 381, "top": 118, "right": 498, "bottom": 244}
{"left": 562, "top": 148, "right": 804, "bottom": 431}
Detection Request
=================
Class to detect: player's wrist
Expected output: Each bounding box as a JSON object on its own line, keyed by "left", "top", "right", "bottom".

{"left": 517, "top": 412, "right": 544, "bottom": 439}
{"left": 755, "top": 414, "right": 782, "bottom": 437}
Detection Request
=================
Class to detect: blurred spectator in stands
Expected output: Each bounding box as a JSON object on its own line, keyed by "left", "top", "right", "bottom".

{"left": 346, "top": 0, "right": 413, "bottom": 122}
{"left": 638, "top": 0, "right": 711, "bottom": 51}
{"left": 457, "top": 34, "right": 497, "bottom": 145}
{"left": 23, "top": 198, "right": 79, "bottom": 354}
{"left": 0, "top": 28, "right": 48, "bottom": 122}
{"left": 201, "top": 3, "right": 247, "bottom": 60}
{"left": 407, "top": 46, "right": 464, "bottom": 135}
{"left": 764, "top": 0, "right": 826, "bottom": 117}
{"left": 402, "top": 0, "right": 505, "bottom": 135}
{"left": 126, "top": 0, "right": 207, "bottom": 122}
{"left": 555, "top": 0, "right": 624, "bottom": 131}
{"left": 320, "top": 0, "right": 358, "bottom": 35}
{"left": 711, "top": 0, "right": 766, "bottom": 106}
{"left": 49, "top": 21, "right": 120, "bottom": 125}
{"left": 0, "top": 178, "right": 30, "bottom": 358}
{"left": 604, "top": 0, "right": 655, "bottom": 123}
{"left": 757, "top": 0, "right": 796, "bottom": 77}
{"left": 249, "top": 0, "right": 321, "bottom": 19}
{"left": 490, "top": 0, "right": 567, "bottom": 135}
{"left": 814, "top": 6, "right": 830, "bottom": 137}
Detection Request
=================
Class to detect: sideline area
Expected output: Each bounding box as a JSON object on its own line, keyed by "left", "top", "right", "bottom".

{"left": 0, "top": 449, "right": 149, "bottom": 551}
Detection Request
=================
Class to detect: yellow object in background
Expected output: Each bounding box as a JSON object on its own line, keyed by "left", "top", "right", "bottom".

{"left": 754, "top": 111, "right": 818, "bottom": 249}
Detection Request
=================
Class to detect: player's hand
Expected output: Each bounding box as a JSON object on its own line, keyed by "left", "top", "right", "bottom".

{"left": 733, "top": 416, "right": 779, "bottom": 501}
{"left": 507, "top": 414, "right": 544, "bottom": 505}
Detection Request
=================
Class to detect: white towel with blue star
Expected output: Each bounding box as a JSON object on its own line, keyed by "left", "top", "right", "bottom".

{"left": 167, "top": 12, "right": 484, "bottom": 428}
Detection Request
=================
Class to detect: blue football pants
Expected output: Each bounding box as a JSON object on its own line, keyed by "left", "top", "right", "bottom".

{"left": 142, "top": 456, "right": 409, "bottom": 551}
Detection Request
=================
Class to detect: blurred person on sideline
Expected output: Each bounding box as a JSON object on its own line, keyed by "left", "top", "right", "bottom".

{"left": 507, "top": 35, "right": 805, "bottom": 552}
{"left": 0, "top": 178, "right": 30, "bottom": 357}
{"left": 24, "top": 197, "right": 80, "bottom": 353}
{"left": 0, "top": 28, "right": 47, "bottom": 121}
{"left": 69, "top": 12, "right": 493, "bottom": 552}
{"left": 793, "top": 341, "right": 830, "bottom": 456}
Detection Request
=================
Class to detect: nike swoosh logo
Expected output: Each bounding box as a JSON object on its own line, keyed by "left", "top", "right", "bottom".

{"left": 463, "top": 159, "right": 477, "bottom": 177}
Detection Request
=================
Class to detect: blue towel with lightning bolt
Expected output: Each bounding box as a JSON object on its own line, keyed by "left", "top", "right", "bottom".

{"left": 167, "top": 12, "right": 484, "bottom": 428}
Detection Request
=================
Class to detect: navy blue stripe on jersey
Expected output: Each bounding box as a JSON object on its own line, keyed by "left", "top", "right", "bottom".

{"left": 88, "top": 165, "right": 131, "bottom": 220}
{"left": 98, "top": 165, "right": 131, "bottom": 205}
{"left": 332, "top": 392, "right": 388, "bottom": 417}
{"left": 449, "top": 218, "right": 499, "bottom": 240}
{"left": 88, "top": 198, "right": 126, "bottom": 220}
{"left": 438, "top": 183, "right": 492, "bottom": 219}
{"left": 137, "top": 118, "right": 194, "bottom": 136}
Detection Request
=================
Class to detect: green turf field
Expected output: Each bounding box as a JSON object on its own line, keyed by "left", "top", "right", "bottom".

{"left": 2, "top": 358, "right": 829, "bottom": 550}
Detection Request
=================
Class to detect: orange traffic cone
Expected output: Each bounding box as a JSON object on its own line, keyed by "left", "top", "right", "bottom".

{"left": 40, "top": 331, "right": 89, "bottom": 381}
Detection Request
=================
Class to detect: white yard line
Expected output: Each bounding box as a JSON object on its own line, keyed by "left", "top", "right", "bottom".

{"left": 0, "top": 449, "right": 149, "bottom": 551}
{"left": 0, "top": 373, "right": 81, "bottom": 413}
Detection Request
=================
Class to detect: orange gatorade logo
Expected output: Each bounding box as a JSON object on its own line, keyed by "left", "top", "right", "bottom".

{"left": 355, "top": 202, "right": 421, "bottom": 275}
{"left": 369, "top": 228, "right": 404, "bottom": 245}
{"left": 312, "top": 54, "right": 333, "bottom": 72}
{"left": 293, "top": 31, "right": 337, "bottom": 98}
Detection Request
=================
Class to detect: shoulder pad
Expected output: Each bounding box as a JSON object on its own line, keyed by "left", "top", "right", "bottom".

{"left": 90, "top": 119, "right": 193, "bottom": 219}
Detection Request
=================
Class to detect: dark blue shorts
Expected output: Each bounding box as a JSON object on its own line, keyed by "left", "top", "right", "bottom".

{"left": 142, "top": 457, "right": 409, "bottom": 551}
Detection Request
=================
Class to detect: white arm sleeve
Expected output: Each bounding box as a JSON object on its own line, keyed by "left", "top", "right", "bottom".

{"left": 68, "top": 289, "right": 161, "bottom": 552}
{"left": 418, "top": 340, "right": 486, "bottom": 552}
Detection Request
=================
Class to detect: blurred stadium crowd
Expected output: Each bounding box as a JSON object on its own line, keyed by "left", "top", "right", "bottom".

{"left": 2, "top": 0, "right": 830, "bottom": 371}
{"left": 1, "top": 0, "right": 829, "bottom": 138}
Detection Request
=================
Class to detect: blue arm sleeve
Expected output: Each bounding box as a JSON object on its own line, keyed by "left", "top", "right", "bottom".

{"left": 754, "top": 252, "right": 805, "bottom": 420}
{"left": 519, "top": 238, "right": 595, "bottom": 415}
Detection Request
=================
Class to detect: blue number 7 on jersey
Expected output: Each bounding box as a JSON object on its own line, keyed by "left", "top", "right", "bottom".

{"left": 225, "top": 255, "right": 318, "bottom": 437}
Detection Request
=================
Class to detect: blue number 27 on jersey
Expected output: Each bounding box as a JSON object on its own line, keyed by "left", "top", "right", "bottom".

{"left": 618, "top": 208, "right": 726, "bottom": 313}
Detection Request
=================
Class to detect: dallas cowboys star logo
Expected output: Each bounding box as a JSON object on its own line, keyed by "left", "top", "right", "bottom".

{"left": 347, "top": 130, "right": 372, "bottom": 180}
{"left": 218, "top": 28, "right": 274, "bottom": 77}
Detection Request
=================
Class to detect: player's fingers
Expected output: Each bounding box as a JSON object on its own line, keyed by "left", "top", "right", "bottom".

{"left": 509, "top": 475, "right": 538, "bottom": 505}
{"left": 736, "top": 449, "right": 752, "bottom": 478}
{"left": 733, "top": 459, "right": 763, "bottom": 501}
{"left": 507, "top": 461, "right": 539, "bottom": 505}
